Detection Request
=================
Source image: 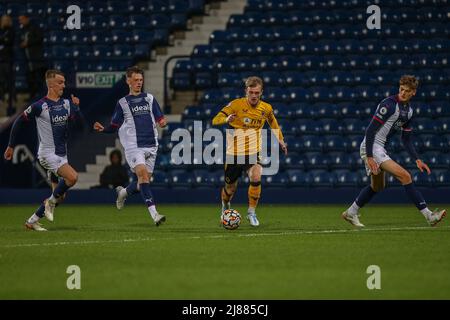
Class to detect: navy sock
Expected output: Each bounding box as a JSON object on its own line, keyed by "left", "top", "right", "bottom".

{"left": 35, "top": 203, "right": 45, "bottom": 218}
{"left": 139, "top": 183, "right": 155, "bottom": 207}
{"left": 355, "top": 185, "right": 377, "bottom": 208}
{"left": 126, "top": 181, "right": 139, "bottom": 195}
{"left": 404, "top": 183, "right": 427, "bottom": 210}
{"left": 53, "top": 179, "right": 70, "bottom": 199}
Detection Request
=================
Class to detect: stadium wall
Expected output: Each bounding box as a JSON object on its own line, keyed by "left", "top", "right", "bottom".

{"left": 0, "top": 187, "right": 449, "bottom": 204}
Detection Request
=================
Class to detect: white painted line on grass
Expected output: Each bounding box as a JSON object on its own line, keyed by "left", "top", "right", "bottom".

{"left": 2, "top": 225, "right": 449, "bottom": 249}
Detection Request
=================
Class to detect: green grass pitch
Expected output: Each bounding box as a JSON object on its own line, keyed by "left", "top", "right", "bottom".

{"left": 0, "top": 204, "right": 449, "bottom": 299}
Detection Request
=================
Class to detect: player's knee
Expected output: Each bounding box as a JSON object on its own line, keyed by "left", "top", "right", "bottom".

{"left": 398, "top": 171, "right": 412, "bottom": 184}
{"left": 249, "top": 171, "right": 262, "bottom": 183}
{"left": 66, "top": 172, "right": 78, "bottom": 186}
{"left": 225, "top": 183, "right": 237, "bottom": 194}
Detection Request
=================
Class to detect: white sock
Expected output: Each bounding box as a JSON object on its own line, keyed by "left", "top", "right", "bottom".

{"left": 222, "top": 201, "right": 230, "bottom": 212}
{"left": 48, "top": 194, "right": 57, "bottom": 203}
{"left": 119, "top": 188, "right": 128, "bottom": 199}
{"left": 148, "top": 205, "right": 158, "bottom": 220}
{"left": 248, "top": 207, "right": 256, "bottom": 215}
{"left": 348, "top": 202, "right": 360, "bottom": 216}
{"left": 420, "top": 207, "right": 433, "bottom": 219}
{"left": 27, "top": 213, "right": 40, "bottom": 224}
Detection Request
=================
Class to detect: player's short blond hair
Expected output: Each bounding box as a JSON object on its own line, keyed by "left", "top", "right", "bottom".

{"left": 399, "top": 75, "right": 419, "bottom": 90}
{"left": 45, "top": 69, "right": 65, "bottom": 80}
{"left": 245, "top": 76, "right": 263, "bottom": 89}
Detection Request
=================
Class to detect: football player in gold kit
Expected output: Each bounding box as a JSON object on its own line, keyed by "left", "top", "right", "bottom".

{"left": 212, "top": 77, "right": 287, "bottom": 226}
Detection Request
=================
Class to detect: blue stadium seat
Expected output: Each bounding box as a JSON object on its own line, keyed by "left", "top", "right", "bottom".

{"left": 424, "top": 152, "right": 450, "bottom": 169}
{"left": 295, "top": 119, "right": 319, "bottom": 135}
{"left": 129, "top": 15, "right": 151, "bottom": 29}
{"left": 150, "top": 14, "right": 171, "bottom": 29}
{"left": 131, "top": 30, "right": 153, "bottom": 43}
{"left": 86, "top": 1, "right": 108, "bottom": 14}
{"left": 113, "top": 44, "right": 133, "bottom": 58}
{"left": 107, "top": 1, "right": 129, "bottom": 14}
{"left": 329, "top": 152, "right": 355, "bottom": 170}
{"left": 88, "top": 15, "right": 109, "bottom": 29}
{"left": 347, "top": 135, "right": 363, "bottom": 152}
{"left": 47, "top": 2, "right": 65, "bottom": 15}
{"left": 319, "top": 119, "right": 344, "bottom": 134}
{"left": 273, "top": 103, "right": 293, "bottom": 119}
{"left": 172, "top": 73, "right": 192, "bottom": 90}
{"left": 335, "top": 170, "right": 360, "bottom": 187}
{"left": 284, "top": 136, "right": 301, "bottom": 152}
{"left": 421, "top": 134, "right": 445, "bottom": 152}
{"left": 109, "top": 15, "right": 129, "bottom": 29}
{"left": 413, "top": 171, "right": 436, "bottom": 187}
{"left": 263, "top": 172, "right": 290, "bottom": 188}
{"left": 149, "top": 0, "right": 169, "bottom": 13}
{"left": 282, "top": 154, "right": 306, "bottom": 170}
{"left": 310, "top": 170, "right": 336, "bottom": 187}
{"left": 26, "top": 3, "right": 46, "bottom": 16}
{"left": 287, "top": 170, "right": 311, "bottom": 187}
{"left": 323, "top": 135, "right": 349, "bottom": 152}
{"left": 195, "top": 73, "right": 212, "bottom": 89}
{"left": 170, "top": 170, "right": 194, "bottom": 187}
{"left": 436, "top": 171, "right": 450, "bottom": 187}
{"left": 193, "top": 170, "right": 216, "bottom": 187}
{"left": 415, "top": 118, "right": 438, "bottom": 134}
{"left": 151, "top": 170, "right": 169, "bottom": 187}
{"left": 183, "top": 106, "right": 205, "bottom": 119}
{"left": 305, "top": 153, "right": 329, "bottom": 170}
{"left": 192, "top": 44, "right": 212, "bottom": 58}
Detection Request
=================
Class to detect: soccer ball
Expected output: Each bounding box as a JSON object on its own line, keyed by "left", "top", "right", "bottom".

{"left": 221, "top": 209, "right": 241, "bottom": 230}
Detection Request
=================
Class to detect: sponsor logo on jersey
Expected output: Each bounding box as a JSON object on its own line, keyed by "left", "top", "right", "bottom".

{"left": 131, "top": 104, "right": 151, "bottom": 113}
{"left": 52, "top": 114, "right": 69, "bottom": 124}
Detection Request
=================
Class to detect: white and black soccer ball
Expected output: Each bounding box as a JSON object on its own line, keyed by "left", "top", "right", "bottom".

{"left": 221, "top": 209, "right": 241, "bottom": 230}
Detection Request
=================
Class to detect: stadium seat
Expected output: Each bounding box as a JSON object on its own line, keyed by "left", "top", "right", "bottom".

{"left": 305, "top": 153, "right": 330, "bottom": 170}
{"left": 435, "top": 171, "right": 450, "bottom": 187}
{"left": 170, "top": 170, "right": 194, "bottom": 187}
{"left": 263, "top": 172, "right": 290, "bottom": 188}
{"left": 310, "top": 170, "right": 336, "bottom": 187}
{"left": 335, "top": 170, "right": 360, "bottom": 187}
{"left": 329, "top": 152, "right": 355, "bottom": 170}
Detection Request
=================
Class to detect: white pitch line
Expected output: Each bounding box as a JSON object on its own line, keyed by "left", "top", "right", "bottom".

{"left": 2, "top": 225, "right": 449, "bottom": 249}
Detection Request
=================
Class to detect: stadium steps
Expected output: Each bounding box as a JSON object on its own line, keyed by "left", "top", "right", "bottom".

{"left": 144, "top": 0, "right": 246, "bottom": 110}
{"left": 74, "top": 138, "right": 124, "bottom": 190}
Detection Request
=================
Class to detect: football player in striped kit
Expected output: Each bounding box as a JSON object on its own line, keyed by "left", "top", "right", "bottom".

{"left": 342, "top": 75, "right": 446, "bottom": 227}
{"left": 94, "top": 66, "right": 167, "bottom": 226}
{"left": 4, "top": 69, "right": 82, "bottom": 231}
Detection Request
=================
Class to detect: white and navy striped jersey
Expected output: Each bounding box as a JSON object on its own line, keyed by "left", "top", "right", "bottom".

{"left": 22, "top": 97, "right": 80, "bottom": 157}
{"left": 361, "top": 95, "right": 414, "bottom": 149}
{"left": 110, "top": 92, "right": 164, "bottom": 150}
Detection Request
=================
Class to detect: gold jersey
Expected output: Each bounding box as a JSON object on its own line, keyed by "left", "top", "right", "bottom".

{"left": 212, "top": 98, "right": 284, "bottom": 156}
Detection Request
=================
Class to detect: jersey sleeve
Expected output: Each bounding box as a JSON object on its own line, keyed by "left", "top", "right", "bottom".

{"left": 266, "top": 105, "right": 284, "bottom": 142}
{"left": 22, "top": 103, "right": 42, "bottom": 121}
{"left": 111, "top": 102, "right": 124, "bottom": 128}
{"left": 212, "top": 101, "right": 235, "bottom": 125}
{"left": 371, "top": 99, "right": 396, "bottom": 125}
{"left": 69, "top": 101, "right": 83, "bottom": 121}
{"left": 152, "top": 97, "right": 164, "bottom": 122}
